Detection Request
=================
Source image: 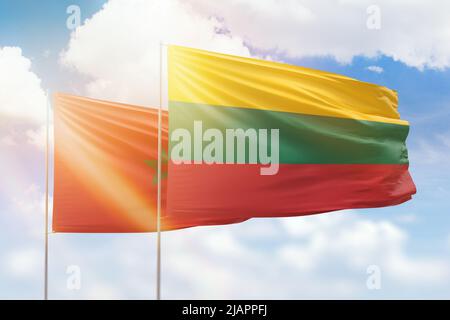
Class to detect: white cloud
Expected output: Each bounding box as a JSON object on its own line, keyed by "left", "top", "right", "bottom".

{"left": 367, "top": 65, "right": 384, "bottom": 73}
{"left": 3, "top": 248, "right": 41, "bottom": 279}
{"left": 1, "top": 134, "right": 16, "bottom": 146}
{"left": 0, "top": 47, "right": 47, "bottom": 123}
{"left": 394, "top": 214, "right": 417, "bottom": 224}
{"left": 386, "top": 253, "right": 448, "bottom": 284}
{"left": 0, "top": 47, "right": 49, "bottom": 297}
{"left": 10, "top": 213, "right": 446, "bottom": 299}
{"left": 42, "top": 49, "right": 51, "bottom": 59}
{"left": 413, "top": 133, "right": 450, "bottom": 165}
{"left": 278, "top": 213, "right": 449, "bottom": 286}
{"left": 85, "top": 284, "right": 122, "bottom": 300}
{"left": 26, "top": 124, "right": 53, "bottom": 149}
{"left": 60, "top": 0, "right": 251, "bottom": 107}
{"left": 190, "top": 0, "right": 450, "bottom": 70}
{"left": 10, "top": 183, "right": 48, "bottom": 238}
{"left": 159, "top": 213, "right": 450, "bottom": 298}
{"left": 0, "top": 122, "right": 50, "bottom": 150}
{"left": 12, "top": 184, "right": 45, "bottom": 217}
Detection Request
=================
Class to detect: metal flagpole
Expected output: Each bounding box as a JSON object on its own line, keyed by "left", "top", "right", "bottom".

{"left": 156, "top": 42, "right": 163, "bottom": 300}
{"left": 44, "top": 91, "right": 50, "bottom": 300}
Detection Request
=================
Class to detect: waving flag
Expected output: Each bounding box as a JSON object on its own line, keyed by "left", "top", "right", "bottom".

{"left": 53, "top": 94, "right": 169, "bottom": 232}
{"left": 166, "top": 46, "right": 416, "bottom": 227}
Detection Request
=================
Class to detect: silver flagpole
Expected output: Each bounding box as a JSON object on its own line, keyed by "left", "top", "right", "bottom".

{"left": 44, "top": 91, "right": 50, "bottom": 300}
{"left": 156, "top": 42, "right": 163, "bottom": 300}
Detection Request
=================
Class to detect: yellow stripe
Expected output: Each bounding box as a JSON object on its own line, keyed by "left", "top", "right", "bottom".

{"left": 168, "top": 45, "right": 408, "bottom": 126}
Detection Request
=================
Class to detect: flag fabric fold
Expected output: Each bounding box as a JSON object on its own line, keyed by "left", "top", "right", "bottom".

{"left": 166, "top": 45, "right": 416, "bottom": 227}
{"left": 53, "top": 93, "right": 168, "bottom": 232}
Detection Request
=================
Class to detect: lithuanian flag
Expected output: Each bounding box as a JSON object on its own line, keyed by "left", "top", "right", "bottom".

{"left": 166, "top": 45, "right": 416, "bottom": 227}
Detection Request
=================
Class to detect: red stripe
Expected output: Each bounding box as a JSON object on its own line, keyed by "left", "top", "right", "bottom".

{"left": 165, "top": 163, "right": 416, "bottom": 229}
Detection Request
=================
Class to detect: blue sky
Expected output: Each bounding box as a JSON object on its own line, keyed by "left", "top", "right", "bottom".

{"left": 0, "top": 0, "right": 105, "bottom": 90}
{"left": 1, "top": 0, "right": 450, "bottom": 299}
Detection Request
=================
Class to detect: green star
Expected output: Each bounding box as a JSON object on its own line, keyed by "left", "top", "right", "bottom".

{"left": 144, "top": 149, "right": 168, "bottom": 185}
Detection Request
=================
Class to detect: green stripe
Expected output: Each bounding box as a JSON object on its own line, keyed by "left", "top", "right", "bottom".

{"left": 169, "top": 101, "right": 410, "bottom": 164}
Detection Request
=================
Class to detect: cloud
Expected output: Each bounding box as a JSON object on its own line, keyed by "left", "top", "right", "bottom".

{"left": 413, "top": 133, "right": 450, "bottom": 165}
{"left": 6, "top": 210, "right": 446, "bottom": 299}
{"left": 45, "top": 234, "right": 155, "bottom": 300}
{"left": 0, "top": 122, "right": 50, "bottom": 150}
{"left": 278, "top": 213, "right": 449, "bottom": 285}
{"left": 394, "top": 214, "right": 417, "bottom": 224}
{"left": 60, "top": 0, "right": 251, "bottom": 107}
{"left": 0, "top": 47, "right": 47, "bottom": 123}
{"left": 10, "top": 183, "right": 47, "bottom": 237}
{"left": 11, "top": 184, "right": 45, "bottom": 217}
{"left": 85, "top": 284, "right": 122, "bottom": 300}
{"left": 367, "top": 65, "right": 384, "bottom": 73}
{"left": 2, "top": 247, "right": 41, "bottom": 279}
{"left": 42, "top": 50, "right": 51, "bottom": 59}
{"left": 190, "top": 0, "right": 450, "bottom": 70}
{"left": 1, "top": 134, "right": 16, "bottom": 146}
{"left": 26, "top": 127, "right": 46, "bottom": 149}
{"left": 0, "top": 46, "right": 52, "bottom": 298}
{"left": 26, "top": 124, "right": 53, "bottom": 149}
{"left": 159, "top": 212, "right": 450, "bottom": 298}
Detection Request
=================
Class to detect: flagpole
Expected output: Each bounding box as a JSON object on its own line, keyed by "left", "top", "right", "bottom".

{"left": 156, "top": 41, "right": 163, "bottom": 300}
{"left": 44, "top": 91, "right": 50, "bottom": 300}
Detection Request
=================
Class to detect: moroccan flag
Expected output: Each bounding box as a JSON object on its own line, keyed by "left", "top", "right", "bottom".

{"left": 166, "top": 45, "right": 416, "bottom": 226}
{"left": 53, "top": 93, "right": 248, "bottom": 232}
{"left": 53, "top": 93, "right": 169, "bottom": 232}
